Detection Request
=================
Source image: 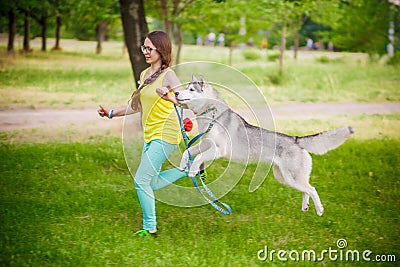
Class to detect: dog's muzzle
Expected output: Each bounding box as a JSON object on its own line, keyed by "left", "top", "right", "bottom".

{"left": 175, "top": 92, "right": 191, "bottom": 102}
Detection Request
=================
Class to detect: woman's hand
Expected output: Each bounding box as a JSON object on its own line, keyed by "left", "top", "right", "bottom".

{"left": 97, "top": 105, "right": 109, "bottom": 117}
{"left": 162, "top": 93, "right": 179, "bottom": 106}
{"left": 156, "top": 87, "right": 179, "bottom": 106}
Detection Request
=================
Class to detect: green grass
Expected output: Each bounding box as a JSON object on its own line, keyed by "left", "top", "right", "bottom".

{"left": 240, "top": 58, "right": 400, "bottom": 103}
{"left": 0, "top": 50, "right": 134, "bottom": 109}
{"left": 1, "top": 138, "right": 399, "bottom": 266}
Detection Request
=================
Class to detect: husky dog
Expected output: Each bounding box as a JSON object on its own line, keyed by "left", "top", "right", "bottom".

{"left": 176, "top": 75, "right": 354, "bottom": 216}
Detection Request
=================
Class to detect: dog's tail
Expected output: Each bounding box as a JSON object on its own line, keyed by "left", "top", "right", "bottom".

{"left": 296, "top": 126, "right": 355, "bottom": 155}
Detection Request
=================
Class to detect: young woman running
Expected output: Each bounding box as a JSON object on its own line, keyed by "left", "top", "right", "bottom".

{"left": 98, "top": 30, "right": 190, "bottom": 237}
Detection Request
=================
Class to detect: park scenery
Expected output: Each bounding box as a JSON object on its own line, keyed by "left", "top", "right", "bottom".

{"left": 1, "top": 0, "right": 400, "bottom": 266}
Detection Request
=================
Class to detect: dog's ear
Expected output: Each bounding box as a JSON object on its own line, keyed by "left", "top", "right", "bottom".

{"left": 198, "top": 75, "right": 206, "bottom": 88}
{"left": 191, "top": 75, "right": 198, "bottom": 82}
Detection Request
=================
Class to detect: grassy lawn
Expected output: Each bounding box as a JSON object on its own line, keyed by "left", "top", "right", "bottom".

{"left": 0, "top": 138, "right": 399, "bottom": 266}
{"left": 1, "top": 40, "right": 399, "bottom": 110}
{"left": 0, "top": 39, "right": 399, "bottom": 266}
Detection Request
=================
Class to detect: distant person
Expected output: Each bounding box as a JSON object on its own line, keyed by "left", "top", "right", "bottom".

{"left": 387, "top": 43, "right": 394, "bottom": 57}
{"left": 217, "top": 33, "right": 225, "bottom": 47}
{"left": 261, "top": 38, "right": 268, "bottom": 49}
{"left": 97, "top": 31, "right": 197, "bottom": 238}
{"left": 206, "top": 32, "right": 216, "bottom": 46}
{"left": 196, "top": 35, "right": 203, "bottom": 46}
{"left": 328, "top": 41, "right": 333, "bottom": 51}
{"left": 306, "top": 38, "right": 314, "bottom": 50}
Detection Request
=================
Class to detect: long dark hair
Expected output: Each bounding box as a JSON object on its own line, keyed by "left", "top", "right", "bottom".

{"left": 145, "top": 30, "right": 172, "bottom": 70}
{"left": 129, "top": 31, "right": 172, "bottom": 111}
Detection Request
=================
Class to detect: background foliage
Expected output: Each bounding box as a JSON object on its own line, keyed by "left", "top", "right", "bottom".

{"left": 0, "top": 0, "right": 399, "bottom": 54}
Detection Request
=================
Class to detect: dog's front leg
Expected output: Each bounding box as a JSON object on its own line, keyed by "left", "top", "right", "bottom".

{"left": 179, "top": 143, "right": 202, "bottom": 171}
{"left": 188, "top": 139, "right": 216, "bottom": 177}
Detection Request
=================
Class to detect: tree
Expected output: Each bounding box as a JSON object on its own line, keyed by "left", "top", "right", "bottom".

{"left": 7, "top": 9, "right": 16, "bottom": 53}
{"left": 260, "top": 0, "right": 340, "bottom": 72}
{"left": 145, "top": 0, "right": 197, "bottom": 65}
{"left": 119, "top": 0, "right": 149, "bottom": 86}
{"left": 0, "top": 0, "right": 17, "bottom": 53}
{"left": 71, "top": 0, "right": 120, "bottom": 54}
{"left": 285, "top": 0, "right": 316, "bottom": 60}
{"left": 260, "top": 0, "right": 291, "bottom": 73}
{"left": 22, "top": 10, "right": 31, "bottom": 52}
{"left": 31, "top": 0, "right": 53, "bottom": 51}
{"left": 49, "top": 0, "right": 72, "bottom": 50}
{"left": 329, "top": 0, "right": 397, "bottom": 55}
{"left": 167, "top": 0, "right": 268, "bottom": 65}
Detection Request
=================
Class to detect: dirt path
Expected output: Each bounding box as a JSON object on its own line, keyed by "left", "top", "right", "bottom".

{"left": 0, "top": 102, "right": 399, "bottom": 131}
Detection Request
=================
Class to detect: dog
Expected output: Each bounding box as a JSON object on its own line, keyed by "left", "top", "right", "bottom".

{"left": 175, "top": 75, "right": 355, "bottom": 216}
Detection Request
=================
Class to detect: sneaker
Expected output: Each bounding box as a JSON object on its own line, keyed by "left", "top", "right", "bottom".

{"left": 134, "top": 229, "right": 157, "bottom": 238}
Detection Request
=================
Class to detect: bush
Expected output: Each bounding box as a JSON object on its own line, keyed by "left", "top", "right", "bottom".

{"left": 267, "top": 72, "right": 284, "bottom": 85}
{"left": 242, "top": 49, "right": 261, "bottom": 61}
{"left": 266, "top": 52, "right": 280, "bottom": 62}
{"left": 315, "top": 56, "right": 346, "bottom": 64}
{"left": 386, "top": 52, "right": 400, "bottom": 66}
{"left": 315, "top": 56, "right": 331, "bottom": 63}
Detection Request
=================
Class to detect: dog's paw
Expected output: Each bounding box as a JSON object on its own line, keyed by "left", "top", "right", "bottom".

{"left": 316, "top": 206, "right": 324, "bottom": 216}
{"left": 178, "top": 166, "right": 186, "bottom": 172}
{"left": 179, "top": 159, "right": 188, "bottom": 171}
{"left": 302, "top": 204, "right": 309, "bottom": 212}
{"left": 188, "top": 169, "right": 199, "bottom": 178}
{"left": 179, "top": 151, "right": 190, "bottom": 170}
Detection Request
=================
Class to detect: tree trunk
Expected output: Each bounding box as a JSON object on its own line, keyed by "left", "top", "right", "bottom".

{"left": 7, "top": 9, "right": 16, "bottom": 54}
{"left": 293, "top": 32, "right": 299, "bottom": 61}
{"left": 40, "top": 16, "right": 47, "bottom": 51}
{"left": 228, "top": 45, "right": 233, "bottom": 66}
{"left": 23, "top": 10, "right": 31, "bottom": 53}
{"left": 279, "top": 23, "right": 286, "bottom": 74}
{"left": 53, "top": 15, "right": 61, "bottom": 50}
{"left": 96, "top": 20, "right": 108, "bottom": 54}
{"left": 173, "top": 23, "right": 183, "bottom": 65}
{"left": 119, "top": 0, "right": 149, "bottom": 86}
{"left": 161, "top": 0, "right": 171, "bottom": 36}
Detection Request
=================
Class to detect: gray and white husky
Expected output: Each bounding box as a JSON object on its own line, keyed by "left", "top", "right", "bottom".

{"left": 176, "top": 76, "right": 354, "bottom": 216}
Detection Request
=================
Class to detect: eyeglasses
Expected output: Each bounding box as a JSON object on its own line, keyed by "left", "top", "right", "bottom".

{"left": 141, "top": 45, "right": 157, "bottom": 54}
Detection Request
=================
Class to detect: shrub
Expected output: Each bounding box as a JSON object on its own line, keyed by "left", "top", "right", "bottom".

{"left": 315, "top": 56, "right": 331, "bottom": 63}
{"left": 242, "top": 49, "right": 261, "bottom": 61}
{"left": 266, "top": 52, "right": 280, "bottom": 62}
{"left": 386, "top": 52, "right": 400, "bottom": 66}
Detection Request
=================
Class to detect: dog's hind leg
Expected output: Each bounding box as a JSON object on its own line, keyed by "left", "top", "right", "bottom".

{"left": 289, "top": 180, "right": 323, "bottom": 216}
{"left": 290, "top": 181, "right": 323, "bottom": 216}
{"left": 302, "top": 193, "right": 310, "bottom": 212}
{"left": 274, "top": 164, "right": 309, "bottom": 211}
{"left": 272, "top": 164, "right": 288, "bottom": 185}
{"left": 275, "top": 163, "right": 324, "bottom": 216}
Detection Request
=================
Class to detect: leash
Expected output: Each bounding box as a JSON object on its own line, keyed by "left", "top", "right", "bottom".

{"left": 174, "top": 105, "right": 232, "bottom": 215}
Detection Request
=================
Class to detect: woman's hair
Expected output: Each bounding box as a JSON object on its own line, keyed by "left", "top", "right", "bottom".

{"left": 145, "top": 30, "right": 172, "bottom": 70}
{"left": 129, "top": 31, "right": 172, "bottom": 112}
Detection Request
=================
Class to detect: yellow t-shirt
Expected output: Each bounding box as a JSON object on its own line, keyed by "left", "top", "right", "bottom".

{"left": 140, "top": 67, "right": 181, "bottom": 144}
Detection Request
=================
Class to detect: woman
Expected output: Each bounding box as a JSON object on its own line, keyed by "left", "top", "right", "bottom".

{"left": 98, "top": 31, "right": 188, "bottom": 237}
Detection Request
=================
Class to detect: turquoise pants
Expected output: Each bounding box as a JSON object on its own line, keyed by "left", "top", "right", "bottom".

{"left": 134, "top": 139, "right": 187, "bottom": 231}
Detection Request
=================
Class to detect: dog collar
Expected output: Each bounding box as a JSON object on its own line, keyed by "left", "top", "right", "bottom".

{"left": 194, "top": 107, "right": 216, "bottom": 116}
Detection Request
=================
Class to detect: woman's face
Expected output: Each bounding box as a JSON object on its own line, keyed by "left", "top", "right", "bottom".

{"left": 142, "top": 38, "right": 161, "bottom": 65}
